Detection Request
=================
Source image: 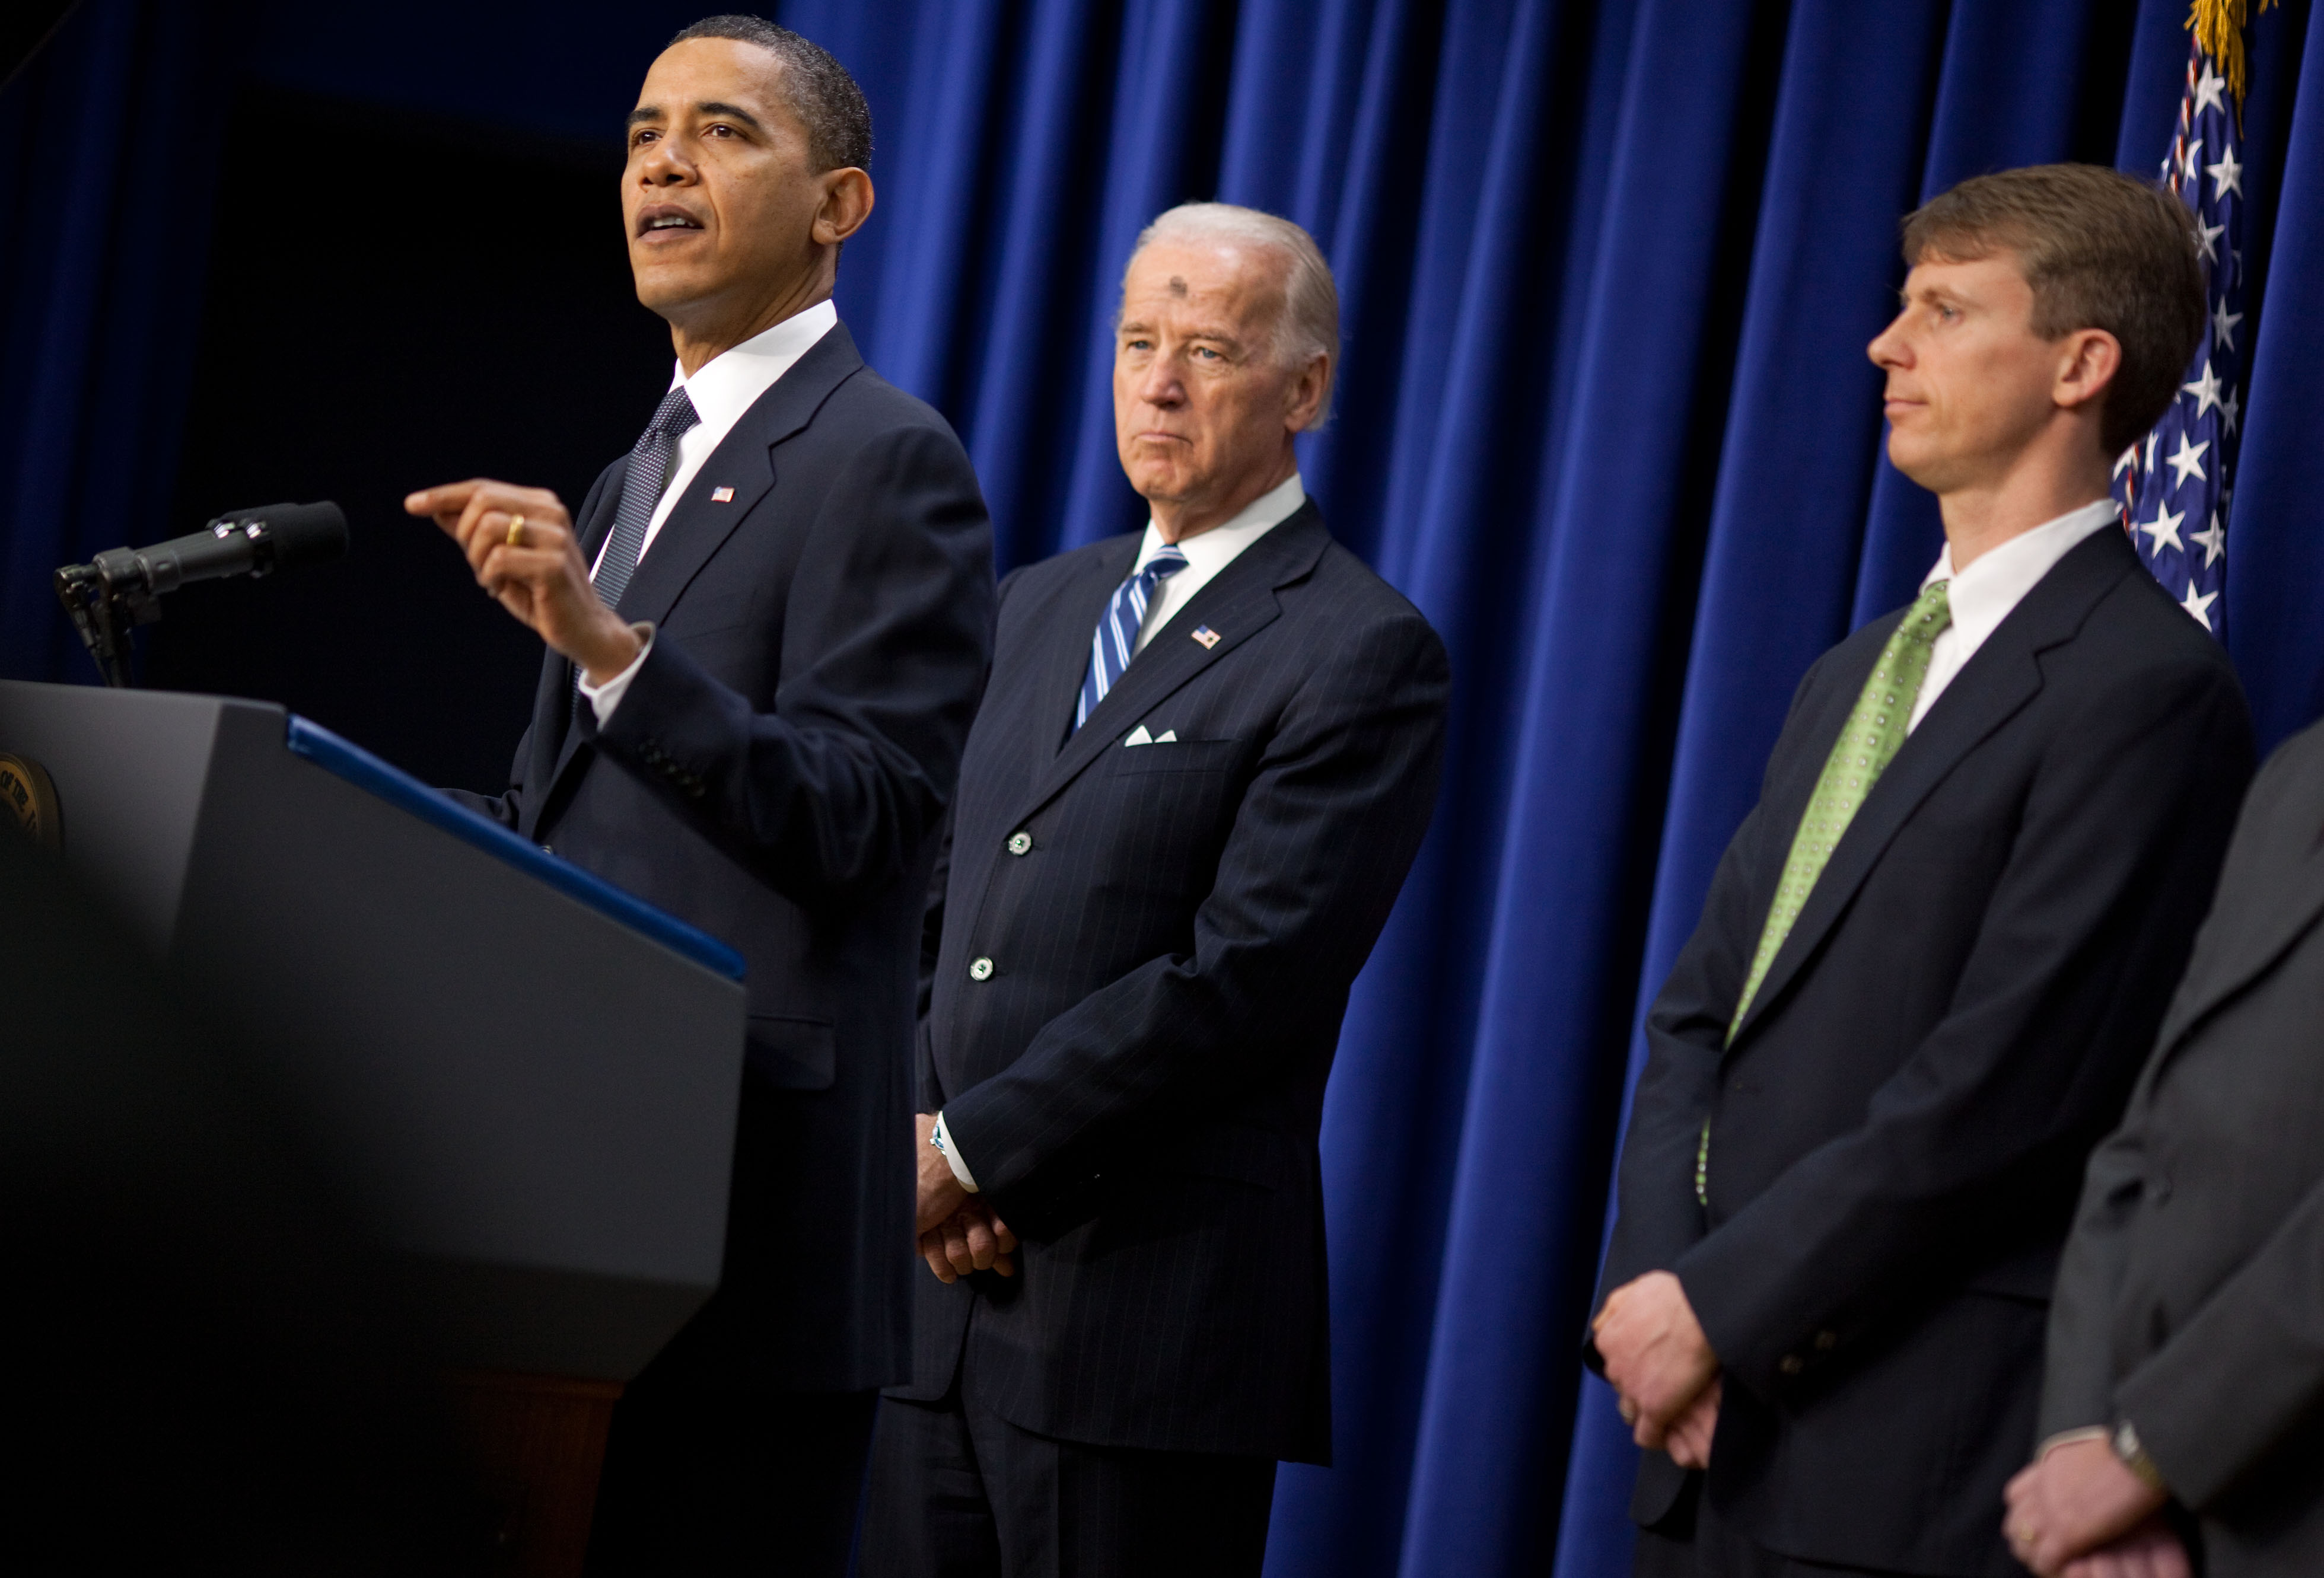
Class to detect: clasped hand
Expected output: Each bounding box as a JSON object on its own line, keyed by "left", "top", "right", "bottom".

{"left": 913, "top": 1113, "right": 1017, "bottom": 1284}
{"left": 1592, "top": 1271, "right": 1721, "bottom": 1469}
{"left": 405, "top": 478, "right": 644, "bottom": 684}
{"left": 2003, "top": 1438, "right": 2182, "bottom": 1577}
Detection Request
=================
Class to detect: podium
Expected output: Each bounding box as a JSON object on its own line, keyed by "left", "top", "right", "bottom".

{"left": 0, "top": 680, "right": 748, "bottom": 1573}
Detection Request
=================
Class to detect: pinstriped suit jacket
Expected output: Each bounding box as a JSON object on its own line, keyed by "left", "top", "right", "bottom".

{"left": 892, "top": 502, "right": 1448, "bottom": 1463}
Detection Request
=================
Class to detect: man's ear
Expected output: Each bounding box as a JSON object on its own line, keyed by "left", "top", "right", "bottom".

{"left": 814, "top": 168, "right": 876, "bottom": 247}
{"left": 1286, "top": 354, "right": 1330, "bottom": 433}
{"left": 2054, "top": 327, "right": 2122, "bottom": 415}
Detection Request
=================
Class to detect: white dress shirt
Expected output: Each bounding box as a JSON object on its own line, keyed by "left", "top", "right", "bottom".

{"left": 1129, "top": 470, "right": 1307, "bottom": 652}
{"left": 579, "top": 299, "right": 839, "bottom": 723}
{"left": 1907, "top": 498, "right": 2122, "bottom": 733}
{"left": 931, "top": 470, "right": 1310, "bottom": 1196}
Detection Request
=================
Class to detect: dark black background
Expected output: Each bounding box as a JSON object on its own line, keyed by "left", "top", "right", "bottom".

{"left": 149, "top": 90, "right": 673, "bottom": 792}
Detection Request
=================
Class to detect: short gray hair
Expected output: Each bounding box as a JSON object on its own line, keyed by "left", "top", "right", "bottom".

{"left": 667, "top": 15, "right": 872, "bottom": 174}
{"left": 1125, "top": 202, "right": 1341, "bottom": 426}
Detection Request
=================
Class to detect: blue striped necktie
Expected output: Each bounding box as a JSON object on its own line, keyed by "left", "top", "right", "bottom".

{"left": 593, "top": 384, "right": 701, "bottom": 610}
{"left": 1074, "top": 545, "right": 1188, "bottom": 732}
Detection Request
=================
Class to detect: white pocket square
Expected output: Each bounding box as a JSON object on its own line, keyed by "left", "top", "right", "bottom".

{"left": 1122, "top": 726, "right": 1178, "bottom": 747}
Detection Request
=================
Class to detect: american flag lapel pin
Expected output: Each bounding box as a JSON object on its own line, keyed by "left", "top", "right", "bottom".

{"left": 710, "top": 486, "right": 736, "bottom": 503}
{"left": 1192, "top": 625, "right": 1221, "bottom": 649}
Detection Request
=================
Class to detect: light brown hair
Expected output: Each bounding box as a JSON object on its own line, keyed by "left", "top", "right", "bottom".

{"left": 1902, "top": 164, "right": 2206, "bottom": 455}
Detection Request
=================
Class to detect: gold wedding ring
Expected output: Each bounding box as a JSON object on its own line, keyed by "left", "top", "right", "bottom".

{"left": 507, "top": 513, "right": 526, "bottom": 547}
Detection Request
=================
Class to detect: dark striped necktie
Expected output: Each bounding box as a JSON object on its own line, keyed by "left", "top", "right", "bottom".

{"left": 593, "top": 384, "right": 701, "bottom": 611}
{"left": 1074, "top": 545, "right": 1188, "bottom": 733}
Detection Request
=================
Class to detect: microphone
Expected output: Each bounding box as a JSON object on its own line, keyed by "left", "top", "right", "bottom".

{"left": 55, "top": 502, "right": 350, "bottom": 688}
{"left": 95, "top": 501, "right": 350, "bottom": 594}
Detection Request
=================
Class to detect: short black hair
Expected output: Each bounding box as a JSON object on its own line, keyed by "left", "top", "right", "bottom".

{"left": 666, "top": 15, "right": 871, "bottom": 173}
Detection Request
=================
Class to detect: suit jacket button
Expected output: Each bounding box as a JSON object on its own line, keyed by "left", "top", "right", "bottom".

{"left": 1007, "top": 831, "right": 1033, "bottom": 856}
{"left": 1778, "top": 1354, "right": 1804, "bottom": 1376}
{"left": 1813, "top": 1330, "right": 1837, "bottom": 1351}
{"left": 969, "top": 957, "right": 995, "bottom": 981}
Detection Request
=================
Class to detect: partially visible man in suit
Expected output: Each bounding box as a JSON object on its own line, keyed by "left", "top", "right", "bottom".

{"left": 2005, "top": 720, "right": 2324, "bottom": 1578}
{"left": 1590, "top": 164, "right": 2254, "bottom": 1577}
{"left": 403, "top": 17, "right": 994, "bottom": 1574}
{"left": 859, "top": 203, "right": 1449, "bottom": 1578}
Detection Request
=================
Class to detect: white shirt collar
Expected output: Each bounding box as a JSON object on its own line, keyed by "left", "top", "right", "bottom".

{"left": 667, "top": 298, "right": 839, "bottom": 431}
{"left": 1920, "top": 498, "right": 2121, "bottom": 651}
{"left": 1134, "top": 471, "right": 1307, "bottom": 574}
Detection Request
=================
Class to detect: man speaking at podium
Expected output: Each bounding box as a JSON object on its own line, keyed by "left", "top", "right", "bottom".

{"left": 403, "top": 18, "right": 994, "bottom": 1574}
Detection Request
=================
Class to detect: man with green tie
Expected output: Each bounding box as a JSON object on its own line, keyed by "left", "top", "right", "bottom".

{"left": 1588, "top": 164, "right": 2255, "bottom": 1577}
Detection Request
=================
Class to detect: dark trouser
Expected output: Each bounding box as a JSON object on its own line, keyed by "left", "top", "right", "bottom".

{"left": 861, "top": 1387, "right": 1278, "bottom": 1578}
{"left": 584, "top": 1384, "right": 878, "bottom": 1577}
{"left": 1631, "top": 1477, "right": 1915, "bottom": 1578}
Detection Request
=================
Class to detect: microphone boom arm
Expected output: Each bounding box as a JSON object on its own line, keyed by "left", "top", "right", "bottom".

{"left": 53, "top": 503, "right": 348, "bottom": 689}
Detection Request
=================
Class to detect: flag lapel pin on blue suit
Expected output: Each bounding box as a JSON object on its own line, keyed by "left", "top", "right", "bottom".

{"left": 1192, "top": 625, "right": 1220, "bottom": 648}
{"left": 710, "top": 486, "right": 735, "bottom": 502}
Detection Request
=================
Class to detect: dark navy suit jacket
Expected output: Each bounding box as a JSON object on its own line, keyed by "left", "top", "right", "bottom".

{"left": 451, "top": 323, "right": 995, "bottom": 1394}
{"left": 892, "top": 502, "right": 1449, "bottom": 1464}
{"left": 1597, "top": 528, "right": 2253, "bottom": 1575}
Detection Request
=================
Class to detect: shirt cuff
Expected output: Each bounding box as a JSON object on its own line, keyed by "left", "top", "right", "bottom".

{"left": 932, "top": 1110, "right": 980, "bottom": 1193}
{"left": 2036, "top": 1426, "right": 2111, "bottom": 1461}
{"left": 577, "top": 623, "right": 655, "bottom": 725}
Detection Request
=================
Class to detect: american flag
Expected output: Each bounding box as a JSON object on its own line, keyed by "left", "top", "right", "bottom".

{"left": 2115, "top": 42, "right": 2248, "bottom": 637}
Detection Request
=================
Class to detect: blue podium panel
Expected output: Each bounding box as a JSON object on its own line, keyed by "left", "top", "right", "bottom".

{"left": 0, "top": 680, "right": 749, "bottom": 1380}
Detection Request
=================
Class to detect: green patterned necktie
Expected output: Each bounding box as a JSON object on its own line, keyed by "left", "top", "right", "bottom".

{"left": 1696, "top": 579, "right": 1952, "bottom": 1204}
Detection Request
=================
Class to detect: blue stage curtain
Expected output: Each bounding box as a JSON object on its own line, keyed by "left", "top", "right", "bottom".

{"left": 5, "top": 3, "right": 2323, "bottom": 1574}
{"left": 0, "top": 0, "right": 243, "bottom": 681}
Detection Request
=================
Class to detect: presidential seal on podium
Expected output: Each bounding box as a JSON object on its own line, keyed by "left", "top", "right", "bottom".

{"left": 0, "top": 754, "right": 60, "bottom": 847}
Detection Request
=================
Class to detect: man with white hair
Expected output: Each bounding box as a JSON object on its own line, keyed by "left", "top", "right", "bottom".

{"left": 861, "top": 203, "right": 1450, "bottom": 1576}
